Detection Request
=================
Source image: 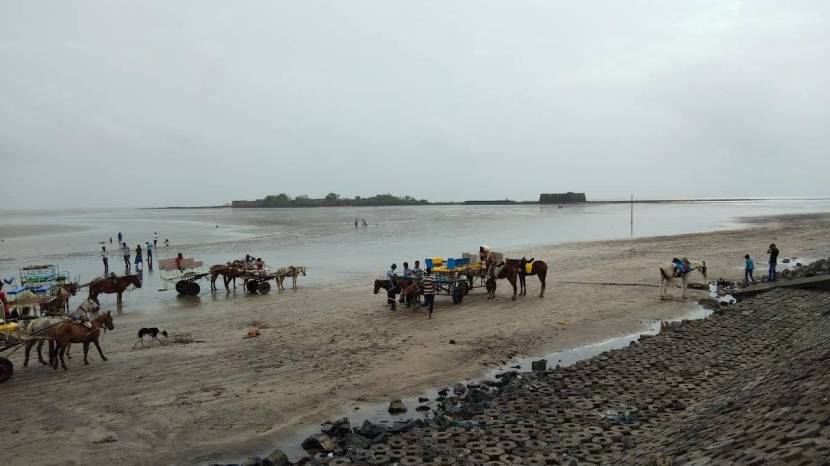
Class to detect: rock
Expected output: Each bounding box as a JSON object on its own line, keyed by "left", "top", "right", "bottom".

{"left": 300, "top": 433, "right": 335, "bottom": 455}
{"left": 531, "top": 359, "right": 547, "bottom": 372}
{"left": 672, "top": 400, "right": 688, "bottom": 411}
{"left": 418, "top": 397, "right": 429, "bottom": 403}
{"left": 241, "top": 457, "right": 261, "bottom": 466}
{"left": 416, "top": 405, "right": 431, "bottom": 412}
{"left": 448, "top": 339, "right": 456, "bottom": 344}
{"left": 621, "top": 435, "right": 636, "bottom": 450}
{"left": 783, "top": 258, "right": 791, "bottom": 263}
{"left": 453, "top": 383, "right": 466, "bottom": 395}
{"left": 261, "top": 449, "right": 289, "bottom": 466}
{"left": 338, "top": 432, "right": 370, "bottom": 450}
{"left": 355, "top": 420, "right": 387, "bottom": 439}
{"left": 388, "top": 399, "right": 407, "bottom": 414}
{"left": 321, "top": 417, "right": 350, "bottom": 438}
{"left": 92, "top": 435, "right": 118, "bottom": 444}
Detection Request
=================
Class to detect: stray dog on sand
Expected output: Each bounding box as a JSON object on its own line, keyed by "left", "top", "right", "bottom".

{"left": 131, "top": 327, "right": 169, "bottom": 349}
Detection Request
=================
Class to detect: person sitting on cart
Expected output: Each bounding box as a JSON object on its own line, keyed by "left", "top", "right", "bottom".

{"left": 402, "top": 262, "right": 412, "bottom": 278}
{"left": 255, "top": 258, "right": 264, "bottom": 270}
{"left": 412, "top": 260, "right": 424, "bottom": 279}
{"left": 175, "top": 252, "right": 185, "bottom": 271}
{"left": 480, "top": 245, "right": 496, "bottom": 264}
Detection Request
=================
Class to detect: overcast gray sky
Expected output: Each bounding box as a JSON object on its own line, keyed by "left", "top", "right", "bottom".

{"left": 1, "top": 1, "right": 828, "bottom": 208}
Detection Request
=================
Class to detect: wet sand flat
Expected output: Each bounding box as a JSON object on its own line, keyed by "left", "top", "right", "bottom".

{"left": 2, "top": 213, "right": 829, "bottom": 465}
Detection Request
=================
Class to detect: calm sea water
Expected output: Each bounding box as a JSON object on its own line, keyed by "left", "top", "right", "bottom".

{"left": 1, "top": 200, "right": 828, "bottom": 313}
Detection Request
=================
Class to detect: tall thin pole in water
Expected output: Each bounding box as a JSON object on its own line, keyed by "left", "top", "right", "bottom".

{"left": 630, "top": 194, "right": 634, "bottom": 237}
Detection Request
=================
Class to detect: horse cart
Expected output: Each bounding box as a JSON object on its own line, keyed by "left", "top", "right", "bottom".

{"left": 159, "top": 257, "right": 210, "bottom": 296}
{"left": 0, "top": 321, "right": 23, "bottom": 383}
{"left": 6, "top": 264, "right": 77, "bottom": 317}
{"left": 239, "top": 267, "right": 275, "bottom": 294}
{"left": 427, "top": 254, "right": 489, "bottom": 304}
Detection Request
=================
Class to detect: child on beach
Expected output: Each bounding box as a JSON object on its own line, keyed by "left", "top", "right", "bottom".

{"left": 744, "top": 254, "right": 755, "bottom": 283}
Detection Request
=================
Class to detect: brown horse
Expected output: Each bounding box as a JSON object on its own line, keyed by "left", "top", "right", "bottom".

{"left": 89, "top": 274, "right": 142, "bottom": 305}
{"left": 49, "top": 312, "right": 114, "bottom": 370}
{"left": 374, "top": 278, "right": 399, "bottom": 310}
{"left": 485, "top": 261, "right": 518, "bottom": 300}
{"left": 514, "top": 257, "right": 548, "bottom": 297}
{"left": 209, "top": 263, "right": 244, "bottom": 291}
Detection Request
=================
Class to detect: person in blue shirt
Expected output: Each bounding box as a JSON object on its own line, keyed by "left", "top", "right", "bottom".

{"left": 744, "top": 254, "right": 755, "bottom": 283}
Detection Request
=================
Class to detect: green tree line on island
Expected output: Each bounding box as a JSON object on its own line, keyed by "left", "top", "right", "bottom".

{"left": 232, "top": 193, "right": 430, "bottom": 208}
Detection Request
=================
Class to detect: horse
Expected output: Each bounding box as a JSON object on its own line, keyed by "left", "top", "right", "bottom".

{"left": 209, "top": 263, "right": 244, "bottom": 291}
{"left": 49, "top": 312, "right": 114, "bottom": 370}
{"left": 513, "top": 258, "right": 548, "bottom": 297}
{"left": 374, "top": 278, "right": 399, "bottom": 310}
{"left": 395, "top": 277, "right": 421, "bottom": 308}
{"left": 485, "top": 261, "right": 518, "bottom": 300}
{"left": 276, "top": 266, "right": 306, "bottom": 291}
{"left": 56, "top": 282, "right": 80, "bottom": 312}
{"left": 88, "top": 274, "right": 142, "bottom": 305}
{"left": 23, "top": 299, "right": 101, "bottom": 367}
{"left": 659, "top": 259, "right": 708, "bottom": 299}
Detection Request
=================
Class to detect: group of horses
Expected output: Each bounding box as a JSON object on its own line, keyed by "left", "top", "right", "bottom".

{"left": 22, "top": 298, "right": 114, "bottom": 371}
{"left": 373, "top": 257, "right": 549, "bottom": 310}
{"left": 207, "top": 262, "right": 307, "bottom": 292}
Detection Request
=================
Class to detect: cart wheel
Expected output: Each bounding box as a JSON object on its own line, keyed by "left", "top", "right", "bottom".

{"left": 0, "top": 357, "right": 13, "bottom": 384}
{"left": 460, "top": 281, "right": 470, "bottom": 296}
{"left": 175, "top": 281, "right": 188, "bottom": 295}
{"left": 258, "top": 281, "right": 271, "bottom": 294}
{"left": 452, "top": 287, "right": 464, "bottom": 305}
{"left": 246, "top": 280, "right": 260, "bottom": 293}
{"left": 187, "top": 282, "right": 200, "bottom": 296}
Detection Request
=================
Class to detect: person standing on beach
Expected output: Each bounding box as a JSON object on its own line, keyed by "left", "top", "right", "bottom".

{"left": 134, "top": 244, "right": 143, "bottom": 272}
{"left": 153, "top": 232, "right": 158, "bottom": 247}
{"left": 0, "top": 282, "right": 10, "bottom": 322}
{"left": 117, "top": 231, "right": 123, "bottom": 246}
{"left": 146, "top": 241, "right": 153, "bottom": 267}
{"left": 121, "top": 242, "right": 130, "bottom": 269}
{"left": 421, "top": 268, "right": 435, "bottom": 319}
{"left": 386, "top": 263, "right": 398, "bottom": 311}
{"left": 109, "top": 237, "right": 113, "bottom": 245}
{"left": 355, "top": 218, "right": 359, "bottom": 228}
{"left": 767, "top": 243, "right": 779, "bottom": 281}
{"left": 744, "top": 254, "right": 755, "bottom": 283}
{"left": 101, "top": 246, "right": 109, "bottom": 275}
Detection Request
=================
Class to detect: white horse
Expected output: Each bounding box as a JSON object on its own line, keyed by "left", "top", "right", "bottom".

{"left": 659, "top": 259, "right": 708, "bottom": 299}
{"left": 276, "top": 266, "right": 306, "bottom": 291}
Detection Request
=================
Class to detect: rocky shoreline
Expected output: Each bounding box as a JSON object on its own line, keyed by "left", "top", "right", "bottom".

{"left": 220, "top": 287, "right": 830, "bottom": 466}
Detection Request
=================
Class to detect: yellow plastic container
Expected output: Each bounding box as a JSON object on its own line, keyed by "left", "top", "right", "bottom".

{"left": 432, "top": 257, "right": 443, "bottom": 266}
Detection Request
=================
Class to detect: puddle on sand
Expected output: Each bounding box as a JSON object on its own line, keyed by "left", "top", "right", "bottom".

{"left": 215, "top": 303, "right": 712, "bottom": 463}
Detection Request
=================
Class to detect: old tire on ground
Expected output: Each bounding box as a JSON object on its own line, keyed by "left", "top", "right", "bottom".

{"left": 452, "top": 287, "right": 464, "bottom": 305}
{"left": 0, "top": 357, "right": 13, "bottom": 384}
{"left": 187, "top": 281, "right": 200, "bottom": 296}
{"left": 246, "top": 280, "right": 260, "bottom": 293}
{"left": 175, "top": 281, "right": 188, "bottom": 295}
{"left": 258, "top": 281, "right": 271, "bottom": 294}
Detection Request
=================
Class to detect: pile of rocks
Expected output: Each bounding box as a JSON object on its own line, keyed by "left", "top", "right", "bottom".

{"left": 781, "top": 257, "right": 830, "bottom": 280}
{"left": 220, "top": 288, "right": 830, "bottom": 465}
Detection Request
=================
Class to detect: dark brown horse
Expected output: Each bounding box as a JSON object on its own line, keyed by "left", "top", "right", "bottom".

{"left": 209, "top": 263, "right": 244, "bottom": 291}
{"left": 48, "top": 312, "right": 114, "bottom": 370}
{"left": 514, "top": 257, "right": 548, "bottom": 297}
{"left": 88, "top": 274, "right": 142, "bottom": 305}
{"left": 374, "top": 279, "right": 399, "bottom": 310}
{"left": 485, "top": 261, "right": 518, "bottom": 300}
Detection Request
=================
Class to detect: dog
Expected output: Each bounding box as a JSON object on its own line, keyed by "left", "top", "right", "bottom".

{"left": 131, "top": 327, "right": 169, "bottom": 349}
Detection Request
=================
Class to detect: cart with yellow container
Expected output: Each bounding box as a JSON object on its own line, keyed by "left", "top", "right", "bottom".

{"left": 425, "top": 253, "right": 489, "bottom": 305}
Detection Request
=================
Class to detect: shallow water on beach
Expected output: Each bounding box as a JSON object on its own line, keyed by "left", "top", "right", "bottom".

{"left": 1, "top": 199, "right": 829, "bottom": 313}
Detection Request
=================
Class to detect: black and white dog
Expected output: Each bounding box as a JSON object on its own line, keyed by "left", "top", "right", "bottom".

{"left": 132, "top": 327, "right": 169, "bottom": 349}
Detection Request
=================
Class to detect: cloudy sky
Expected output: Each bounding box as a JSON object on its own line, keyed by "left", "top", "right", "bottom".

{"left": 1, "top": 1, "right": 828, "bottom": 207}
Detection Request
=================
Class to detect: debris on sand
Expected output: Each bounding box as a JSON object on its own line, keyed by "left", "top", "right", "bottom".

{"left": 244, "top": 328, "right": 261, "bottom": 339}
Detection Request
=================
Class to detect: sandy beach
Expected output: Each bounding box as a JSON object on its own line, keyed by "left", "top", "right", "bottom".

{"left": 2, "top": 212, "right": 830, "bottom": 466}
